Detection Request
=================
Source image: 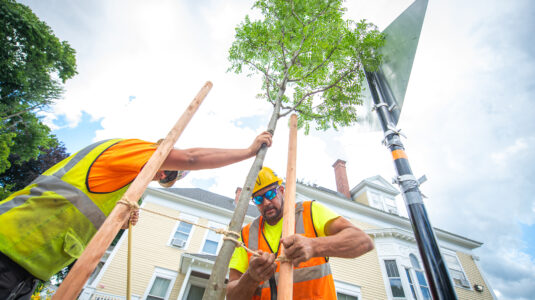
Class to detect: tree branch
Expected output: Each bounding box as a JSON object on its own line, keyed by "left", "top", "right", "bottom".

{"left": 290, "top": 0, "right": 304, "bottom": 27}
{"left": 264, "top": 72, "right": 275, "bottom": 105}
{"left": 307, "top": 0, "right": 334, "bottom": 26}
{"left": 1, "top": 104, "right": 42, "bottom": 120}
{"left": 242, "top": 58, "right": 276, "bottom": 83}
{"left": 288, "top": 34, "right": 345, "bottom": 83}
{"left": 283, "top": 66, "right": 357, "bottom": 116}
{"left": 279, "top": 27, "right": 288, "bottom": 70}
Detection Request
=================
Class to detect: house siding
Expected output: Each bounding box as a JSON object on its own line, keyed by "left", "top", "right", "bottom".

{"left": 454, "top": 251, "right": 494, "bottom": 300}
{"left": 95, "top": 202, "right": 210, "bottom": 298}
{"left": 354, "top": 192, "right": 369, "bottom": 206}
{"left": 330, "top": 248, "right": 388, "bottom": 299}
{"left": 329, "top": 218, "right": 386, "bottom": 299}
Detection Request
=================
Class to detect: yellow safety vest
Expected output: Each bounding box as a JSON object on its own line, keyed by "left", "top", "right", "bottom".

{"left": 242, "top": 201, "right": 337, "bottom": 300}
{"left": 0, "top": 139, "right": 130, "bottom": 280}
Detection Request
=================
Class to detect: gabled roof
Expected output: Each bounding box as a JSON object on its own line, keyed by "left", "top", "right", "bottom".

{"left": 161, "top": 188, "right": 260, "bottom": 218}
{"left": 350, "top": 175, "right": 400, "bottom": 196}
{"left": 297, "top": 183, "right": 483, "bottom": 250}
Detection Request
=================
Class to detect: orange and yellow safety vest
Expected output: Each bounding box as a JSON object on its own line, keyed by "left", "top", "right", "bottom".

{"left": 241, "top": 201, "right": 337, "bottom": 300}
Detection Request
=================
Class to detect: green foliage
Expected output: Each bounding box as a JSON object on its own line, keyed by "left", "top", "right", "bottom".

{"left": 0, "top": 0, "right": 77, "bottom": 172}
{"left": 0, "top": 138, "right": 69, "bottom": 198}
{"left": 228, "top": 0, "right": 384, "bottom": 133}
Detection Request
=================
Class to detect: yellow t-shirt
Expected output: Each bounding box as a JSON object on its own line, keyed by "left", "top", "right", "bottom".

{"left": 229, "top": 201, "right": 339, "bottom": 274}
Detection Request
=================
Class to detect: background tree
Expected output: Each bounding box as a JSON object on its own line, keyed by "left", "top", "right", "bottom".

{"left": 0, "top": 0, "right": 77, "bottom": 173}
{"left": 0, "top": 137, "right": 69, "bottom": 199}
{"left": 203, "top": 0, "right": 384, "bottom": 298}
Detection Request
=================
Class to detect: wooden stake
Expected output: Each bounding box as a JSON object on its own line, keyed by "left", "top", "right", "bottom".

{"left": 278, "top": 114, "right": 298, "bottom": 300}
{"left": 127, "top": 221, "right": 132, "bottom": 300}
{"left": 53, "top": 81, "right": 213, "bottom": 300}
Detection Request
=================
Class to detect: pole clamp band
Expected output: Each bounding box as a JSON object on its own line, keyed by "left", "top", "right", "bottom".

{"left": 384, "top": 126, "right": 407, "bottom": 139}
{"left": 388, "top": 103, "right": 397, "bottom": 112}
{"left": 392, "top": 174, "right": 428, "bottom": 198}
{"left": 382, "top": 126, "right": 407, "bottom": 148}
{"left": 372, "top": 103, "right": 388, "bottom": 112}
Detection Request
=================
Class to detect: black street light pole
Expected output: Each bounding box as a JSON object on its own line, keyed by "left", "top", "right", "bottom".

{"left": 365, "top": 70, "right": 458, "bottom": 299}
{"left": 360, "top": 0, "right": 459, "bottom": 298}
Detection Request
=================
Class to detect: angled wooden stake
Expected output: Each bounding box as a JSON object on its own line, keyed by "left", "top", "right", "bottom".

{"left": 53, "top": 81, "right": 213, "bottom": 300}
{"left": 278, "top": 114, "right": 298, "bottom": 300}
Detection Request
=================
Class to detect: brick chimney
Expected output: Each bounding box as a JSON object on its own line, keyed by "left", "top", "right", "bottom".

{"left": 234, "top": 187, "right": 242, "bottom": 206}
{"left": 332, "top": 159, "right": 351, "bottom": 198}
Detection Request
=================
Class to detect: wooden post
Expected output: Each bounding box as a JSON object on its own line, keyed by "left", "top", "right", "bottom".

{"left": 127, "top": 222, "right": 132, "bottom": 300}
{"left": 53, "top": 81, "right": 213, "bottom": 300}
{"left": 278, "top": 114, "right": 298, "bottom": 300}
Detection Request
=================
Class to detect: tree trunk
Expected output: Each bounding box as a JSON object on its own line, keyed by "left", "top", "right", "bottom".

{"left": 202, "top": 81, "right": 287, "bottom": 300}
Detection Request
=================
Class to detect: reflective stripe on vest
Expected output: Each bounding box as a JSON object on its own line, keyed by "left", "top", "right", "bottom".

{"left": 0, "top": 175, "right": 106, "bottom": 229}
{"left": 259, "top": 262, "right": 332, "bottom": 288}
{"left": 0, "top": 140, "right": 110, "bottom": 229}
{"left": 247, "top": 202, "right": 305, "bottom": 251}
{"left": 243, "top": 201, "right": 336, "bottom": 299}
{"left": 0, "top": 139, "right": 125, "bottom": 280}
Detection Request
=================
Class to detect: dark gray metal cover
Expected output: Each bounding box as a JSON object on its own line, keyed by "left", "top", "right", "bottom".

{"left": 360, "top": 0, "right": 429, "bottom": 129}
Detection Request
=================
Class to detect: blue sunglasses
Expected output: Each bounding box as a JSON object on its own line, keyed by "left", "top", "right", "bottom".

{"left": 252, "top": 187, "right": 278, "bottom": 205}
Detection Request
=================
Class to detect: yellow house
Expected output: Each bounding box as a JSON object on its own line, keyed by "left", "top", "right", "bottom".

{"left": 80, "top": 160, "right": 496, "bottom": 300}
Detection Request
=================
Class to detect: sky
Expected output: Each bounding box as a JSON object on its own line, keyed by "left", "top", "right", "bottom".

{"left": 19, "top": 0, "right": 535, "bottom": 299}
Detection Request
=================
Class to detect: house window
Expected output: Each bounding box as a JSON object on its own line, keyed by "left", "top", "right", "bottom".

{"left": 144, "top": 268, "right": 177, "bottom": 300}
{"left": 415, "top": 271, "right": 431, "bottom": 300}
{"left": 334, "top": 280, "right": 362, "bottom": 300}
{"left": 186, "top": 285, "right": 205, "bottom": 300}
{"left": 368, "top": 191, "right": 398, "bottom": 214}
{"left": 410, "top": 254, "right": 431, "bottom": 300}
{"left": 405, "top": 268, "right": 417, "bottom": 299}
{"left": 443, "top": 252, "right": 470, "bottom": 288}
{"left": 384, "top": 197, "right": 398, "bottom": 214}
{"left": 170, "top": 215, "right": 197, "bottom": 249}
{"left": 384, "top": 260, "right": 405, "bottom": 298}
{"left": 337, "top": 293, "right": 358, "bottom": 300}
{"left": 369, "top": 192, "right": 384, "bottom": 210}
{"left": 201, "top": 223, "right": 224, "bottom": 255}
{"left": 147, "top": 277, "right": 171, "bottom": 300}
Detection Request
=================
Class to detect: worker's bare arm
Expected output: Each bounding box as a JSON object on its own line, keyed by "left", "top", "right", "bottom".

{"left": 226, "top": 250, "right": 276, "bottom": 299}
{"left": 281, "top": 216, "right": 374, "bottom": 267}
{"left": 160, "top": 131, "right": 272, "bottom": 170}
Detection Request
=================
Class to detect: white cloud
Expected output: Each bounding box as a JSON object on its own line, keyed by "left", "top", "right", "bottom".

{"left": 491, "top": 138, "right": 529, "bottom": 165}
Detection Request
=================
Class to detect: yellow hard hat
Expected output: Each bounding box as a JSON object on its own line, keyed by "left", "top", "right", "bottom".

{"left": 253, "top": 166, "right": 282, "bottom": 194}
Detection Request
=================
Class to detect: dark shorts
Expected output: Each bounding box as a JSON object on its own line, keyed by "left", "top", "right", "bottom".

{"left": 0, "top": 251, "right": 38, "bottom": 300}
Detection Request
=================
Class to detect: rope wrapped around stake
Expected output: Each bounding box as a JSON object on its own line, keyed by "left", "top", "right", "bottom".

{"left": 117, "top": 200, "right": 290, "bottom": 262}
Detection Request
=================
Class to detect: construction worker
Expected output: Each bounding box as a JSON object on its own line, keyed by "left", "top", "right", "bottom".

{"left": 0, "top": 131, "right": 272, "bottom": 300}
{"left": 226, "top": 167, "right": 374, "bottom": 300}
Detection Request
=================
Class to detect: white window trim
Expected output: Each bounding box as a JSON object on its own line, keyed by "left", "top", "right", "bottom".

{"left": 334, "top": 280, "right": 362, "bottom": 299}
{"left": 200, "top": 221, "right": 225, "bottom": 255}
{"left": 143, "top": 267, "right": 178, "bottom": 300}
{"left": 441, "top": 248, "right": 472, "bottom": 290}
{"left": 182, "top": 274, "right": 208, "bottom": 300}
{"left": 403, "top": 266, "right": 419, "bottom": 300}
{"left": 367, "top": 190, "right": 399, "bottom": 214}
{"left": 381, "top": 258, "right": 408, "bottom": 300}
{"left": 407, "top": 253, "right": 432, "bottom": 300}
{"left": 167, "top": 213, "right": 198, "bottom": 250}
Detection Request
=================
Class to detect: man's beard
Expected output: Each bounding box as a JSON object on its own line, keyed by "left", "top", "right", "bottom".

{"left": 263, "top": 198, "right": 284, "bottom": 224}
{"left": 263, "top": 206, "right": 282, "bottom": 223}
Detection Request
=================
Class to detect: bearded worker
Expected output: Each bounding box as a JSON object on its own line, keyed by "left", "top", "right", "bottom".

{"left": 226, "top": 166, "right": 374, "bottom": 300}
{"left": 0, "top": 131, "right": 272, "bottom": 300}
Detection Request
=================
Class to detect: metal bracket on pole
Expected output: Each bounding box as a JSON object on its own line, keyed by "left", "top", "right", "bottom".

{"left": 392, "top": 174, "right": 428, "bottom": 198}
{"left": 372, "top": 103, "right": 389, "bottom": 112}
{"left": 382, "top": 126, "right": 406, "bottom": 148}
{"left": 388, "top": 103, "right": 397, "bottom": 112}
